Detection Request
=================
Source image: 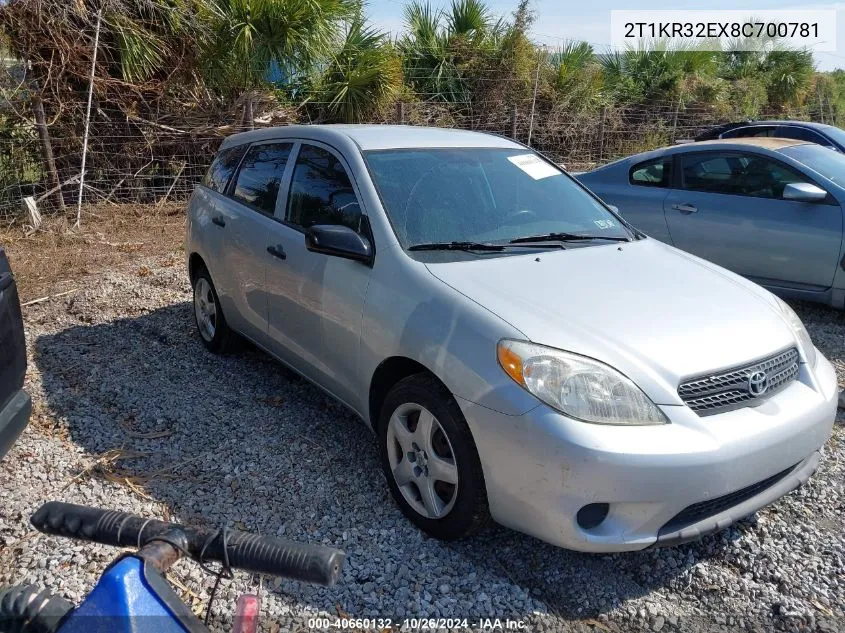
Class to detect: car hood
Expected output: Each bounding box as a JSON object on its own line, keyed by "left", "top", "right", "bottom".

{"left": 425, "top": 239, "right": 797, "bottom": 405}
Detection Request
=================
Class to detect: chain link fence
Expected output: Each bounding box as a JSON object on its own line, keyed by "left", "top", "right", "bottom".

{"left": 0, "top": 62, "right": 831, "bottom": 223}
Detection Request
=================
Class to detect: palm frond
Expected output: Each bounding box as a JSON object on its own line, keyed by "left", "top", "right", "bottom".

{"left": 202, "top": 0, "right": 357, "bottom": 89}
{"left": 319, "top": 18, "right": 402, "bottom": 122}
{"left": 446, "top": 0, "right": 490, "bottom": 38}
{"left": 107, "top": 11, "right": 167, "bottom": 83}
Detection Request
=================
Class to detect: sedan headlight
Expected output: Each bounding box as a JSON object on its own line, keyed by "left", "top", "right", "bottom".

{"left": 775, "top": 298, "right": 817, "bottom": 367}
{"left": 497, "top": 340, "right": 668, "bottom": 425}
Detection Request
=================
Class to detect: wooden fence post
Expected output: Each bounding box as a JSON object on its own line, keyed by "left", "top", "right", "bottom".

{"left": 396, "top": 102, "right": 405, "bottom": 124}
{"left": 671, "top": 96, "right": 681, "bottom": 142}
{"left": 511, "top": 104, "right": 518, "bottom": 140}
{"left": 597, "top": 106, "right": 607, "bottom": 162}
{"left": 817, "top": 88, "right": 826, "bottom": 125}
{"left": 31, "top": 81, "right": 65, "bottom": 212}
{"left": 527, "top": 47, "right": 543, "bottom": 147}
{"left": 245, "top": 97, "right": 255, "bottom": 130}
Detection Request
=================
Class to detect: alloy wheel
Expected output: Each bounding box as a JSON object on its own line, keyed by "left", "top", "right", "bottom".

{"left": 194, "top": 277, "right": 217, "bottom": 342}
{"left": 386, "top": 403, "right": 459, "bottom": 519}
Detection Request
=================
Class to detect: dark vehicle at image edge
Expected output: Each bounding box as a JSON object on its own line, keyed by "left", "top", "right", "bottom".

{"left": 0, "top": 246, "right": 30, "bottom": 458}
{"left": 695, "top": 120, "right": 845, "bottom": 151}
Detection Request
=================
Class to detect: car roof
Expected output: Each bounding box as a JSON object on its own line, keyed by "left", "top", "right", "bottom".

{"left": 695, "top": 120, "right": 841, "bottom": 142}
{"left": 728, "top": 120, "right": 830, "bottom": 130}
{"left": 687, "top": 137, "right": 809, "bottom": 150}
{"left": 585, "top": 138, "right": 814, "bottom": 174}
{"left": 219, "top": 124, "right": 524, "bottom": 152}
{"left": 643, "top": 137, "right": 809, "bottom": 159}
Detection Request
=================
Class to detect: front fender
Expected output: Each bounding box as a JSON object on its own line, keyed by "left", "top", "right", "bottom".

{"left": 359, "top": 248, "right": 539, "bottom": 426}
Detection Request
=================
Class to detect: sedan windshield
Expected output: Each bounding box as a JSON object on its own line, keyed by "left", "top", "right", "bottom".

{"left": 364, "top": 148, "right": 632, "bottom": 248}
{"left": 781, "top": 143, "right": 845, "bottom": 186}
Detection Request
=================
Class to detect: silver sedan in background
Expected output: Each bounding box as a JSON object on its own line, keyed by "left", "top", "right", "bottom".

{"left": 186, "top": 126, "right": 837, "bottom": 552}
{"left": 576, "top": 138, "right": 845, "bottom": 308}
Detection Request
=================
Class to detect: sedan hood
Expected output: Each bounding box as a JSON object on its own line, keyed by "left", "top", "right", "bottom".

{"left": 425, "top": 239, "right": 797, "bottom": 404}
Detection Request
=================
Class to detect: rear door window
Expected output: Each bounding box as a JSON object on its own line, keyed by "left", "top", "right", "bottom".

{"left": 202, "top": 145, "right": 248, "bottom": 193}
{"left": 231, "top": 143, "right": 293, "bottom": 215}
{"left": 629, "top": 158, "right": 671, "bottom": 187}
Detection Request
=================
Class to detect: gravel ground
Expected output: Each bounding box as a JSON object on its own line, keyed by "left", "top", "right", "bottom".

{"left": 0, "top": 252, "right": 843, "bottom": 633}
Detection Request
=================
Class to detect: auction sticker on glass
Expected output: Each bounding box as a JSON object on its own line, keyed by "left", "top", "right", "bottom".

{"left": 507, "top": 153, "right": 560, "bottom": 180}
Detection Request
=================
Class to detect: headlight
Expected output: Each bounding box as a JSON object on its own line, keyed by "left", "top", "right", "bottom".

{"left": 775, "top": 298, "right": 817, "bottom": 367}
{"left": 497, "top": 340, "right": 668, "bottom": 425}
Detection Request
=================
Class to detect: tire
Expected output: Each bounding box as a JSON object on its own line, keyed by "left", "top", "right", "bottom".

{"left": 192, "top": 266, "right": 235, "bottom": 353}
{"left": 378, "top": 373, "right": 489, "bottom": 540}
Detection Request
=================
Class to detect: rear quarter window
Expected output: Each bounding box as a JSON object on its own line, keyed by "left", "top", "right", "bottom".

{"left": 629, "top": 158, "right": 671, "bottom": 187}
{"left": 202, "top": 144, "right": 248, "bottom": 193}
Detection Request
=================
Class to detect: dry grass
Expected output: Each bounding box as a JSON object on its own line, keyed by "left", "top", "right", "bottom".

{"left": 0, "top": 203, "right": 185, "bottom": 303}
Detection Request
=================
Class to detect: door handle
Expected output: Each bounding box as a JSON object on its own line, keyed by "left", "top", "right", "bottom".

{"left": 671, "top": 203, "right": 698, "bottom": 214}
{"left": 211, "top": 216, "right": 226, "bottom": 228}
{"left": 267, "top": 245, "right": 287, "bottom": 260}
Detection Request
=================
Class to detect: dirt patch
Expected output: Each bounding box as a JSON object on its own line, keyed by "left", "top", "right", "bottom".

{"left": 0, "top": 203, "right": 185, "bottom": 303}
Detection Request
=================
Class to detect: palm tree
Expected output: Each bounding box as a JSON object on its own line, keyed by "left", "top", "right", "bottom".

{"left": 199, "top": 0, "right": 358, "bottom": 92}
{"left": 16, "top": 0, "right": 212, "bottom": 86}
{"left": 399, "top": 0, "right": 499, "bottom": 103}
{"left": 446, "top": 0, "right": 495, "bottom": 41}
{"left": 600, "top": 42, "right": 718, "bottom": 103}
{"left": 551, "top": 40, "right": 603, "bottom": 108}
{"left": 720, "top": 28, "right": 815, "bottom": 109}
{"left": 318, "top": 18, "right": 402, "bottom": 122}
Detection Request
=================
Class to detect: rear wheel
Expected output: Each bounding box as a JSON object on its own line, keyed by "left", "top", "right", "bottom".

{"left": 379, "top": 374, "right": 489, "bottom": 540}
{"left": 192, "top": 267, "right": 234, "bottom": 353}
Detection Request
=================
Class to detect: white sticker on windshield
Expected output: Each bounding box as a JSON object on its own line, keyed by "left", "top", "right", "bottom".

{"left": 594, "top": 219, "right": 616, "bottom": 229}
{"left": 507, "top": 153, "right": 561, "bottom": 180}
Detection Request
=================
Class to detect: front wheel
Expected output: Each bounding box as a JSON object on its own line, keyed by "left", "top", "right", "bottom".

{"left": 378, "top": 374, "right": 489, "bottom": 540}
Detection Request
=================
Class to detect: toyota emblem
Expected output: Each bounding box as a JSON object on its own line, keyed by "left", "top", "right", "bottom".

{"left": 747, "top": 371, "right": 769, "bottom": 397}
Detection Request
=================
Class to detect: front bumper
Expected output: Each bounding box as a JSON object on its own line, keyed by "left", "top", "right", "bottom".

{"left": 651, "top": 450, "right": 819, "bottom": 547}
{"left": 0, "top": 389, "right": 31, "bottom": 458}
{"left": 457, "top": 353, "right": 838, "bottom": 552}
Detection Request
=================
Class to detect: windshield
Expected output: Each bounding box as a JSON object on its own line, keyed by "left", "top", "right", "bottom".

{"left": 363, "top": 148, "right": 632, "bottom": 248}
{"left": 780, "top": 143, "right": 845, "bottom": 186}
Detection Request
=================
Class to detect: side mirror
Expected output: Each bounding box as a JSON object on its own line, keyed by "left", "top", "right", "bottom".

{"left": 782, "top": 182, "right": 828, "bottom": 203}
{"left": 305, "top": 224, "right": 373, "bottom": 264}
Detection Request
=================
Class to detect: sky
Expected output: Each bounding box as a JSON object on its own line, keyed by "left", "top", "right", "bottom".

{"left": 366, "top": 0, "right": 845, "bottom": 72}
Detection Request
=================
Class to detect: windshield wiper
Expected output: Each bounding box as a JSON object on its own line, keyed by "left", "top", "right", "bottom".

{"left": 509, "top": 232, "right": 631, "bottom": 244}
{"left": 407, "top": 241, "right": 506, "bottom": 252}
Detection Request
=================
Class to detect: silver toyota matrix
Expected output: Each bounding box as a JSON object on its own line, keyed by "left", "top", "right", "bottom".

{"left": 186, "top": 125, "right": 837, "bottom": 552}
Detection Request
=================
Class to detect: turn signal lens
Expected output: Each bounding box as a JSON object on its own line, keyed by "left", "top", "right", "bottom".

{"left": 497, "top": 343, "right": 525, "bottom": 386}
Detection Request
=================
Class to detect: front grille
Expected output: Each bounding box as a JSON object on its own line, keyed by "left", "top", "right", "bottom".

{"left": 658, "top": 463, "right": 797, "bottom": 536}
{"left": 678, "top": 348, "right": 799, "bottom": 416}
